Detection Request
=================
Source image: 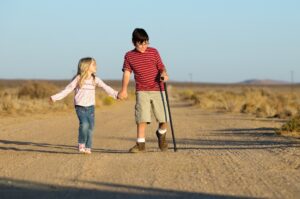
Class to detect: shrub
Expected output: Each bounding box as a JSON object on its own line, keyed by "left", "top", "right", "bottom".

{"left": 1, "top": 94, "right": 15, "bottom": 113}
{"left": 241, "top": 103, "right": 257, "bottom": 114}
{"left": 102, "top": 96, "right": 115, "bottom": 106}
{"left": 180, "top": 90, "right": 194, "bottom": 100}
{"left": 276, "top": 114, "right": 300, "bottom": 138}
{"left": 279, "top": 114, "right": 300, "bottom": 132}
{"left": 219, "top": 91, "right": 242, "bottom": 112}
{"left": 18, "top": 81, "right": 58, "bottom": 99}
{"left": 273, "top": 110, "right": 292, "bottom": 119}
{"left": 190, "top": 93, "right": 200, "bottom": 104}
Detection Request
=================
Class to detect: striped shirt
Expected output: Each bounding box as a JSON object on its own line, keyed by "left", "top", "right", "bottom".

{"left": 122, "top": 47, "right": 166, "bottom": 91}
{"left": 51, "top": 76, "right": 118, "bottom": 107}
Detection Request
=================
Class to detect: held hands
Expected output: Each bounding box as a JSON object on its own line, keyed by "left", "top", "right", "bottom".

{"left": 117, "top": 90, "right": 128, "bottom": 100}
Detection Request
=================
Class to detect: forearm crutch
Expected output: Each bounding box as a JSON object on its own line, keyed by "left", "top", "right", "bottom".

{"left": 161, "top": 78, "right": 177, "bottom": 152}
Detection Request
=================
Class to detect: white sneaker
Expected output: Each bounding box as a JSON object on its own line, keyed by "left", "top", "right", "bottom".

{"left": 84, "top": 148, "right": 91, "bottom": 154}
{"left": 78, "top": 144, "right": 85, "bottom": 153}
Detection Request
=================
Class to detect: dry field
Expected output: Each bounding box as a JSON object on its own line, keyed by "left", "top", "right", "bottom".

{"left": 174, "top": 83, "right": 300, "bottom": 137}
{"left": 0, "top": 80, "right": 128, "bottom": 116}
{"left": 0, "top": 80, "right": 299, "bottom": 198}
{"left": 176, "top": 83, "right": 300, "bottom": 118}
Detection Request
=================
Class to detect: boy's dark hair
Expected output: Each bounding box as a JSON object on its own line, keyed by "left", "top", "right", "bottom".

{"left": 132, "top": 28, "right": 149, "bottom": 44}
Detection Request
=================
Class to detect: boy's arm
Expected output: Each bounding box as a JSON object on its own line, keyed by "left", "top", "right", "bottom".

{"left": 155, "top": 49, "right": 168, "bottom": 81}
{"left": 119, "top": 70, "right": 131, "bottom": 99}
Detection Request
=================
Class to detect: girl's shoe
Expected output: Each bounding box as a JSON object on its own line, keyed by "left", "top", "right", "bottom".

{"left": 78, "top": 143, "right": 85, "bottom": 153}
{"left": 84, "top": 148, "right": 91, "bottom": 154}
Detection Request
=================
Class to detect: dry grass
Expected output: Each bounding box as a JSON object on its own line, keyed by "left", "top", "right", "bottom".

{"left": 276, "top": 114, "right": 300, "bottom": 138}
{"left": 177, "top": 87, "right": 300, "bottom": 119}
{"left": 176, "top": 85, "right": 300, "bottom": 139}
{"left": 0, "top": 80, "right": 125, "bottom": 116}
{"left": 2, "top": 80, "right": 299, "bottom": 120}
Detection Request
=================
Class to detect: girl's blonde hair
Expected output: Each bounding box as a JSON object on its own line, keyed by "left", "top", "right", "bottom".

{"left": 76, "top": 57, "right": 96, "bottom": 88}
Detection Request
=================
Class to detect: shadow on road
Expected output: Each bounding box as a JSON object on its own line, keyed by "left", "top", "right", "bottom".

{"left": 0, "top": 139, "right": 129, "bottom": 154}
{"left": 177, "top": 127, "right": 300, "bottom": 151}
{"left": 1, "top": 126, "right": 299, "bottom": 154}
{"left": 0, "top": 177, "right": 251, "bottom": 199}
{"left": 0, "top": 139, "right": 78, "bottom": 154}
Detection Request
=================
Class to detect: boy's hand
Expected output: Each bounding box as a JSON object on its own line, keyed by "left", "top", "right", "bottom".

{"left": 118, "top": 90, "right": 128, "bottom": 100}
{"left": 160, "top": 72, "right": 169, "bottom": 82}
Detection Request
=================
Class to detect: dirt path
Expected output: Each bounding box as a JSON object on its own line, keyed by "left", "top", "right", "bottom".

{"left": 0, "top": 99, "right": 299, "bottom": 199}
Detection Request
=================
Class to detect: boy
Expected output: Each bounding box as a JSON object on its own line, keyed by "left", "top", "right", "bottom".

{"left": 118, "top": 28, "right": 169, "bottom": 153}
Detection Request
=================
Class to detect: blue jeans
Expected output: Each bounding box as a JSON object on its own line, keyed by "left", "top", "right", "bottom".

{"left": 75, "top": 105, "right": 95, "bottom": 148}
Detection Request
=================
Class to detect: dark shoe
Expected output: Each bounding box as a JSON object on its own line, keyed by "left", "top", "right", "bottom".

{"left": 129, "top": 142, "right": 146, "bottom": 153}
{"left": 156, "top": 131, "right": 168, "bottom": 151}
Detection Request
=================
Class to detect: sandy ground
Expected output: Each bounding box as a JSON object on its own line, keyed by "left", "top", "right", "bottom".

{"left": 0, "top": 98, "right": 299, "bottom": 199}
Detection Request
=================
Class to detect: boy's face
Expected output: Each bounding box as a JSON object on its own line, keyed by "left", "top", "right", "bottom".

{"left": 134, "top": 41, "right": 149, "bottom": 53}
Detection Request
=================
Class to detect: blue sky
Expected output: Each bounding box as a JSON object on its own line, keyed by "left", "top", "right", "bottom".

{"left": 0, "top": 0, "right": 299, "bottom": 83}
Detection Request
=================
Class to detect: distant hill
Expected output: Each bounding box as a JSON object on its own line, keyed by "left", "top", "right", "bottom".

{"left": 240, "top": 79, "right": 290, "bottom": 85}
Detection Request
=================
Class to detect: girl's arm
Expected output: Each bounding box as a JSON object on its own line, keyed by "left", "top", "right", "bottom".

{"left": 51, "top": 76, "right": 79, "bottom": 102}
{"left": 95, "top": 77, "right": 118, "bottom": 99}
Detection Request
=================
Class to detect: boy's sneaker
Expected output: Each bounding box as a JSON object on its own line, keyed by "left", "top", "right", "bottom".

{"left": 78, "top": 144, "right": 85, "bottom": 153}
{"left": 156, "top": 131, "right": 168, "bottom": 151}
{"left": 84, "top": 148, "right": 91, "bottom": 154}
{"left": 129, "top": 142, "right": 146, "bottom": 153}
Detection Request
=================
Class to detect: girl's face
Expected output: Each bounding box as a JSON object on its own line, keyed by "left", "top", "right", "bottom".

{"left": 135, "top": 41, "right": 149, "bottom": 53}
{"left": 89, "top": 60, "right": 97, "bottom": 74}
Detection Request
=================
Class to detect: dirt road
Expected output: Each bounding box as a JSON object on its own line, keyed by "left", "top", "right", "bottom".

{"left": 0, "top": 99, "right": 299, "bottom": 199}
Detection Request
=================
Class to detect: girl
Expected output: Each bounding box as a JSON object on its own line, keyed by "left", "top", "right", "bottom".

{"left": 50, "top": 57, "right": 118, "bottom": 154}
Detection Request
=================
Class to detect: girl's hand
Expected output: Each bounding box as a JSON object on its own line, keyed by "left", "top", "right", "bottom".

{"left": 49, "top": 97, "right": 54, "bottom": 105}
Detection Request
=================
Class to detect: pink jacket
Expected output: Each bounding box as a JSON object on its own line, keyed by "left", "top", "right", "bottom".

{"left": 51, "top": 76, "right": 118, "bottom": 107}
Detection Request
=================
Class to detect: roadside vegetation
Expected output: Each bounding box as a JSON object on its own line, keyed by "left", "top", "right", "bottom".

{"left": 176, "top": 85, "right": 300, "bottom": 139}
{"left": 276, "top": 114, "right": 300, "bottom": 138}
{"left": 0, "top": 81, "right": 123, "bottom": 116}
{"left": 178, "top": 87, "right": 300, "bottom": 119}
{"left": 1, "top": 80, "right": 299, "bottom": 138}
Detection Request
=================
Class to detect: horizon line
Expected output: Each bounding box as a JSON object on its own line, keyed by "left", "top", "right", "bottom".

{"left": 0, "top": 78, "right": 298, "bottom": 85}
